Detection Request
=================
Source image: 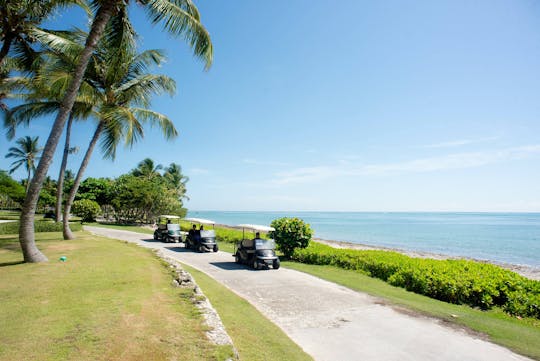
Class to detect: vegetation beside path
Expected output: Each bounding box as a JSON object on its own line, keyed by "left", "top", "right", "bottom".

{"left": 0, "top": 232, "right": 234, "bottom": 361}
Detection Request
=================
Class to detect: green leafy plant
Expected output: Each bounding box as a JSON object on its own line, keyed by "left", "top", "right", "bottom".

{"left": 72, "top": 199, "right": 101, "bottom": 223}
{"left": 270, "top": 217, "right": 313, "bottom": 258}
{"left": 293, "top": 242, "right": 540, "bottom": 319}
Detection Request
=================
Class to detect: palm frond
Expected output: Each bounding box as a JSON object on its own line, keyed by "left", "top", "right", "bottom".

{"left": 143, "top": 0, "right": 213, "bottom": 70}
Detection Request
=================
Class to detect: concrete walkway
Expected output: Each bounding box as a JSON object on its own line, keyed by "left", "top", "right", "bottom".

{"left": 85, "top": 226, "right": 531, "bottom": 361}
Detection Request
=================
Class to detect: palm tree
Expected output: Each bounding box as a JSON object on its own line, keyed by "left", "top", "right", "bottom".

{"left": 0, "top": 0, "right": 89, "bottom": 66}
{"left": 133, "top": 158, "right": 164, "bottom": 180}
{"left": 5, "top": 136, "right": 42, "bottom": 193}
{"left": 164, "top": 163, "right": 188, "bottom": 200}
{"left": 62, "top": 36, "right": 178, "bottom": 240}
{"left": 18, "top": 0, "right": 212, "bottom": 263}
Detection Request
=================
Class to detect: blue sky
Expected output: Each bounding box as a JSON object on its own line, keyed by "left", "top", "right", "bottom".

{"left": 2, "top": 0, "right": 540, "bottom": 211}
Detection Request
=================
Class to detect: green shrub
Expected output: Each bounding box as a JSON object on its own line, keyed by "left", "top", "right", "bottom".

{"left": 270, "top": 217, "right": 313, "bottom": 258}
{"left": 0, "top": 221, "right": 82, "bottom": 234}
{"left": 72, "top": 199, "right": 102, "bottom": 223}
{"left": 293, "top": 242, "right": 540, "bottom": 319}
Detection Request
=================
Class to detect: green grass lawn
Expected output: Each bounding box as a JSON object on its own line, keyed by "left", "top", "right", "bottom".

{"left": 282, "top": 261, "right": 540, "bottom": 360}
{"left": 86, "top": 222, "right": 155, "bottom": 235}
{"left": 0, "top": 232, "right": 234, "bottom": 361}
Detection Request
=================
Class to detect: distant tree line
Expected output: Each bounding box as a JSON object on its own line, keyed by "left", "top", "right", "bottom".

{"left": 0, "top": 157, "right": 188, "bottom": 223}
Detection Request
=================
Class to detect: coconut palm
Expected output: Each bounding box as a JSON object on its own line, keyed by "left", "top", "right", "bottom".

{"left": 62, "top": 36, "right": 178, "bottom": 239}
{"left": 0, "top": 0, "right": 89, "bottom": 66}
{"left": 164, "top": 163, "right": 188, "bottom": 200}
{"left": 18, "top": 0, "right": 212, "bottom": 263}
{"left": 132, "top": 158, "right": 164, "bottom": 180}
{"left": 5, "top": 136, "right": 42, "bottom": 193}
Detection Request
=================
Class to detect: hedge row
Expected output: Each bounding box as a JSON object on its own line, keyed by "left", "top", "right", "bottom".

{"left": 0, "top": 221, "right": 82, "bottom": 235}
{"left": 293, "top": 242, "right": 540, "bottom": 319}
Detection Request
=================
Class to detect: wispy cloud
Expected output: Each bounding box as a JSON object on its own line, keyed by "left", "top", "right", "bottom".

{"left": 272, "top": 145, "right": 540, "bottom": 185}
{"left": 421, "top": 136, "right": 500, "bottom": 149}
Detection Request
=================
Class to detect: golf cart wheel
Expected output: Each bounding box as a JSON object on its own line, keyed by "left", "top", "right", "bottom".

{"left": 198, "top": 245, "right": 204, "bottom": 253}
{"left": 234, "top": 253, "right": 240, "bottom": 263}
{"left": 213, "top": 244, "right": 218, "bottom": 252}
{"left": 252, "top": 259, "right": 258, "bottom": 270}
{"left": 153, "top": 232, "right": 158, "bottom": 240}
{"left": 273, "top": 259, "right": 280, "bottom": 270}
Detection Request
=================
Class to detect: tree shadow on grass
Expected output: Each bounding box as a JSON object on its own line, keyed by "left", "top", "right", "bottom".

{"left": 0, "top": 260, "right": 25, "bottom": 267}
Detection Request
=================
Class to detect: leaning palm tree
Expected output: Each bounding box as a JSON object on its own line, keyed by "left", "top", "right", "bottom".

{"left": 18, "top": 0, "right": 212, "bottom": 263}
{"left": 62, "top": 38, "right": 178, "bottom": 240}
{"left": 5, "top": 136, "right": 42, "bottom": 193}
{"left": 3, "top": 29, "right": 95, "bottom": 222}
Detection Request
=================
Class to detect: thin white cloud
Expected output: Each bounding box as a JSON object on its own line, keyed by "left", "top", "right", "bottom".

{"left": 421, "top": 136, "right": 500, "bottom": 149}
{"left": 272, "top": 145, "right": 540, "bottom": 185}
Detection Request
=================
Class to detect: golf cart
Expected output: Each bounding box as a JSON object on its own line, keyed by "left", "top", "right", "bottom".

{"left": 184, "top": 217, "right": 219, "bottom": 252}
{"left": 153, "top": 215, "right": 185, "bottom": 243}
{"left": 234, "top": 224, "right": 280, "bottom": 270}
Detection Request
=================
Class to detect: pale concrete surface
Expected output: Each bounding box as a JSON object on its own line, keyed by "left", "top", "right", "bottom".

{"left": 85, "top": 226, "right": 531, "bottom": 361}
{"left": 0, "top": 220, "right": 15, "bottom": 223}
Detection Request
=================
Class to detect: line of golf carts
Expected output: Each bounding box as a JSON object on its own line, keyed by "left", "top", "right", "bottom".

{"left": 153, "top": 215, "right": 280, "bottom": 270}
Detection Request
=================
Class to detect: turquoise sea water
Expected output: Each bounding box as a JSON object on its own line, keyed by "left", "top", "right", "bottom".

{"left": 187, "top": 211, "right": 540, "bottom": 268}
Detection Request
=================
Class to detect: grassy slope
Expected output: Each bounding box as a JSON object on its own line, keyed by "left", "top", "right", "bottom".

{"left": 283, "top": 261, "right": 540, "bottom": 360}
{"left": 183, "top": 264, "right": 313, "bottom": 361}
{"left": 0, "top": 232, "right": 233, "bottom": 361}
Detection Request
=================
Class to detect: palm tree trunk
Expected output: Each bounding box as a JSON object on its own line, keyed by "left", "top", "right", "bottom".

{"left": 19, "top": 3, "right": 117, "bottom": 262}
{"left": 63, "top": 123, "right": 104, "bottom": 240}
{"left": 26, "top": 168, "right": 31, "bottom": 194}
{"left": 55, "top": 113, "right": 75, "bottom": 222}
{"left": 0, "top": 33, "right": 14, "bottom": 66}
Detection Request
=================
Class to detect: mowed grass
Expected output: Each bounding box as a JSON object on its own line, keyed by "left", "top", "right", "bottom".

{"left": 282, "top": 261, "right": 540, "bottom": 360}
{"left": 0, "top": 232, "right": 234, "bottom": 361}
{"left": 183, "top": 264, "right": 313, "bottom": 361}
{"left": 86, "top": 222, "right": 155, "bottom": 235}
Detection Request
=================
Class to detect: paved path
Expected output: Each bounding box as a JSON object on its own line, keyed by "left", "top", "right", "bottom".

{"left": 85, "top": 226, "right": 531, "bottom": 361}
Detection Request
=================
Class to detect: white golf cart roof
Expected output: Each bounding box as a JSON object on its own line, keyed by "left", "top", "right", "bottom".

{"left": 184, "top": 217, "right": 215, "bottom": 225}
{"left": 237, "top": 224, "right": 275, "bottom": 232}
{"left": 159, "top": 215, "right": 181, "bottom": 219}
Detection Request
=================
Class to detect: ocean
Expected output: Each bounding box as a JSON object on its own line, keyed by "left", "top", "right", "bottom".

{"left": 187, "top": 211, "right": 540, "bottom": 268}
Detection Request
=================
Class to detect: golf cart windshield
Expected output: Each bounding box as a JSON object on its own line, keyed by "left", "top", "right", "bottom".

{"left": 200, "top": 230, "right": 215, "bottom": 238}
{"left": 254, "top": 238, "right": 275, "bottom": 250}
{"left": 167, "top": 224, "right": 180, "bottom": 231}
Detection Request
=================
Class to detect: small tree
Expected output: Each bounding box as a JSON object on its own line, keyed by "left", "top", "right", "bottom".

{"left": 72, "top": 199, "right": 101, "bottom": 223}
{"left": 270, "top": 217, "right": 313, "bottom": 258}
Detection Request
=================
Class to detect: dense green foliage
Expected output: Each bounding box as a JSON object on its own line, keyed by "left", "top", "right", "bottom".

{"left": 0, "top": 170, "right": 25, "bottom": 206}
{"left": 72, "top": 199, "right": 101, "bottom": 222}
{"left": 0, "top": 220, "right": 82, "bottom": 234}
{"left": 271, "top": 217, "right": 313, "bottom": 258}
{"left": 293, "top": 242, "right": 540, "bottom": 319}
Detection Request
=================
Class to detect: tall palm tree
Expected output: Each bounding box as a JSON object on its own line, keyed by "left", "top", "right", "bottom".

{"left": 18, "top": 0, "right": 212, "bottom": 263}
{"left": 62, "top": 37, "right": 178, "bottom": 240}
{"left": 5, "top": 136, "right": 42, "bottom": 193}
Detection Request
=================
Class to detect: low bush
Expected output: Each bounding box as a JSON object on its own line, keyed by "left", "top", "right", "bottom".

{"left": 270, "top": 217, "right": 313, "bottom": 258}
{"left": 0, "top": 221, "right": 82, "bottom": 235}
{"left": 72, "top": 199, "right": 102, "bottom": 222}
{"left": 293, "top": 242, "right": 540, "bottom": 319}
